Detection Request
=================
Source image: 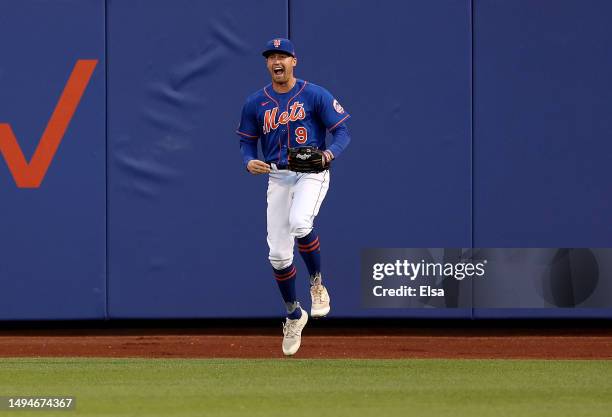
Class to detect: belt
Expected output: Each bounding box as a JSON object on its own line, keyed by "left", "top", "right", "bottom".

{"left": 269, "top": 163, "right": 329, "bottom": 172}
{"left": 269, "top": 163, "right": 289, "bottom": 170}
{"left": 267, "top": 162, "right": 329, "bottom": 172}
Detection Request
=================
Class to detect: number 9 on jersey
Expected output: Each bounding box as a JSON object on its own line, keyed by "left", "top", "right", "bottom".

{"left": 295, "top": 127, "right": 308, "bottom": 144}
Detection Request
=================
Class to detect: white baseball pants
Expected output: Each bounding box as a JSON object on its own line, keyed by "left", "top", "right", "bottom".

{"left": 267, "top": 165, "right": 330, "bottom": 270}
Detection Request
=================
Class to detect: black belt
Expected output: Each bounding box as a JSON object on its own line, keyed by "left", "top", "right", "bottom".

{"left": 268, "top": 163, "right": 329, "bottom": 172}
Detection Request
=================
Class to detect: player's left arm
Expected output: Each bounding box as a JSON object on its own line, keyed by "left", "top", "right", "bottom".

{"left": 317, "top": 88, "right": 351, "bottom": 163}
{"left": 325, "top": 123, "right": 351, "bottom": 163}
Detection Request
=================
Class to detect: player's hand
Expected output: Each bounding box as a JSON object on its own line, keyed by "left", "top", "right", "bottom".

{"left": 247, "top": 160, "right": 271, "bottom": 175}
{"left": 322, "top": 150, "right": 334, "bottom": 167}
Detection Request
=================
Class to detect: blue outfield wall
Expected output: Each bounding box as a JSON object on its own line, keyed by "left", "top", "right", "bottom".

{"left": 0, "top": 0, "right": 106, "bottom": 320}
{"left": 106, "top": 0, "right": 289, "bottom": 318}
{"left": 106, "top": 0, "right": 471, "bottom": 318}
{"left": 0, "top": 0, "right": 611, "bottom": 319}
{"left": 472, "top": 0, "right": 612, "bottom": 317}
{"left": 290, "top": 0, "right": 472, "bottom": 318}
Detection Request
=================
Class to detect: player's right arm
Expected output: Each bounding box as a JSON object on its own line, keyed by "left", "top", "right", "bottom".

{"left": 236, "top": 98, "right": 270, "bottom": 175}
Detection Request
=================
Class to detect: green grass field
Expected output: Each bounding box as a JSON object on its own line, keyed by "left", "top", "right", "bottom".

{"left": 1, "top": 358, "right": 611, "bottom": 417}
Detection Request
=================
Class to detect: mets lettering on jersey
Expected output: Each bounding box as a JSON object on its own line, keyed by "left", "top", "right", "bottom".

{"left": 263, "top": 102, "right": 306, "bottom": 134}
{"left": 236, "top": 79, "right": 350, "bottom": 166}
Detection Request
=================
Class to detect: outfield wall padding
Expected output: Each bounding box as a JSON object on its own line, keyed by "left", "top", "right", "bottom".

{"left": 0, "top": 0, "right": 106, "bottom": 319}
{"left": 0, "top": 0, "right": 611, "bottom": 319}
{"left": 106, "top": 0, "right": 289, "bottom": 318}
{"left": 289, "top": 0, "right": 473, "bottom": 318}
{"left": 472, "top": 0, "right": 612, "bottom": 318}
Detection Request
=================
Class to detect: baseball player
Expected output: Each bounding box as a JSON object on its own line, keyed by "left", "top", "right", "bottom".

{"left": 236, "top": 38, "right": 351, "bottom": 355}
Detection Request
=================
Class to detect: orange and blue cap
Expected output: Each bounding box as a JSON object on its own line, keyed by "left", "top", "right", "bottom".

{"left": 262, "top": 38, "right": 295, "bottom": 58}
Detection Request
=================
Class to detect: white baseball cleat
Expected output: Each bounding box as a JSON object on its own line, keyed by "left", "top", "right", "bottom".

{"left": 282, "top": 308, "right": 308, "bottom": 356}
{"left": 310, "top": 283, "right": 331, "bottom": 318}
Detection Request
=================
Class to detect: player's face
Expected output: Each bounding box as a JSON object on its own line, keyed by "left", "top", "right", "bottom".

{"left": 266, "top": 53, "right": 296, "bottom": 84}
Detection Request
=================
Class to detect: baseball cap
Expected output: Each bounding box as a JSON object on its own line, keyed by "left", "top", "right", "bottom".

{"left": 262, "top": 38, "right": 295, "bottom": 58}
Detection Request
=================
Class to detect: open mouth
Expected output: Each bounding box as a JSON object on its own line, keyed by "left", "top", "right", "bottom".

{"left": 273, "top": 66, "right": 285, "bottom": 76}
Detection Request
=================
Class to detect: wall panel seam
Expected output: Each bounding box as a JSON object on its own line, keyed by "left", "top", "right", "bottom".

{"left": 104, "top": 0, "right": 110, "bottom": 320}
{"left": 287, "top": 0, "right": 291, "bottom": 39}
{"left": 470, "top": 0, "right": 475, "bottom": 319}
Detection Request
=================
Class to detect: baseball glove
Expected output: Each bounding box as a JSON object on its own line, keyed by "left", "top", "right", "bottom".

{"left": 288, "top": 146, "right": 329, "bottom": 173}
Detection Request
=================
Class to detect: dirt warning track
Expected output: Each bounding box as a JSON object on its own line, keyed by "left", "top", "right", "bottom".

{"left": 1, "top": 327, "right": 611, "bottom": 359}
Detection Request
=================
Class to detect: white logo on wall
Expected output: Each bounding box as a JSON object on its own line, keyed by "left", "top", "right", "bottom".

{"left": 333, "top": 99, "right": 344, "bottom": 114}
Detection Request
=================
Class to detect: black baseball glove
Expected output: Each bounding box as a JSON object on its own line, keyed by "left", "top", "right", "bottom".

{"left": 287, "top": 146, "right": 329, "bottom": 173}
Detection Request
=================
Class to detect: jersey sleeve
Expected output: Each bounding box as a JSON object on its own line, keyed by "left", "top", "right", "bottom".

{"left": 236, "top": 99, "right": 259, "bottom": 167}
{"left": 326, "top": 122, "right": 351, "bottom": 160}
{"left": 236, "top": 98, "right": 259, "bottom": 139}
{"left": 317, "top": 87, "right": 351, "bottom": 131}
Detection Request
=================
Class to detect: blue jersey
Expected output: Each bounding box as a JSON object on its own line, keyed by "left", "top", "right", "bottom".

{"left": 236, "top": 79, "right": 350, "bottom": 166}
